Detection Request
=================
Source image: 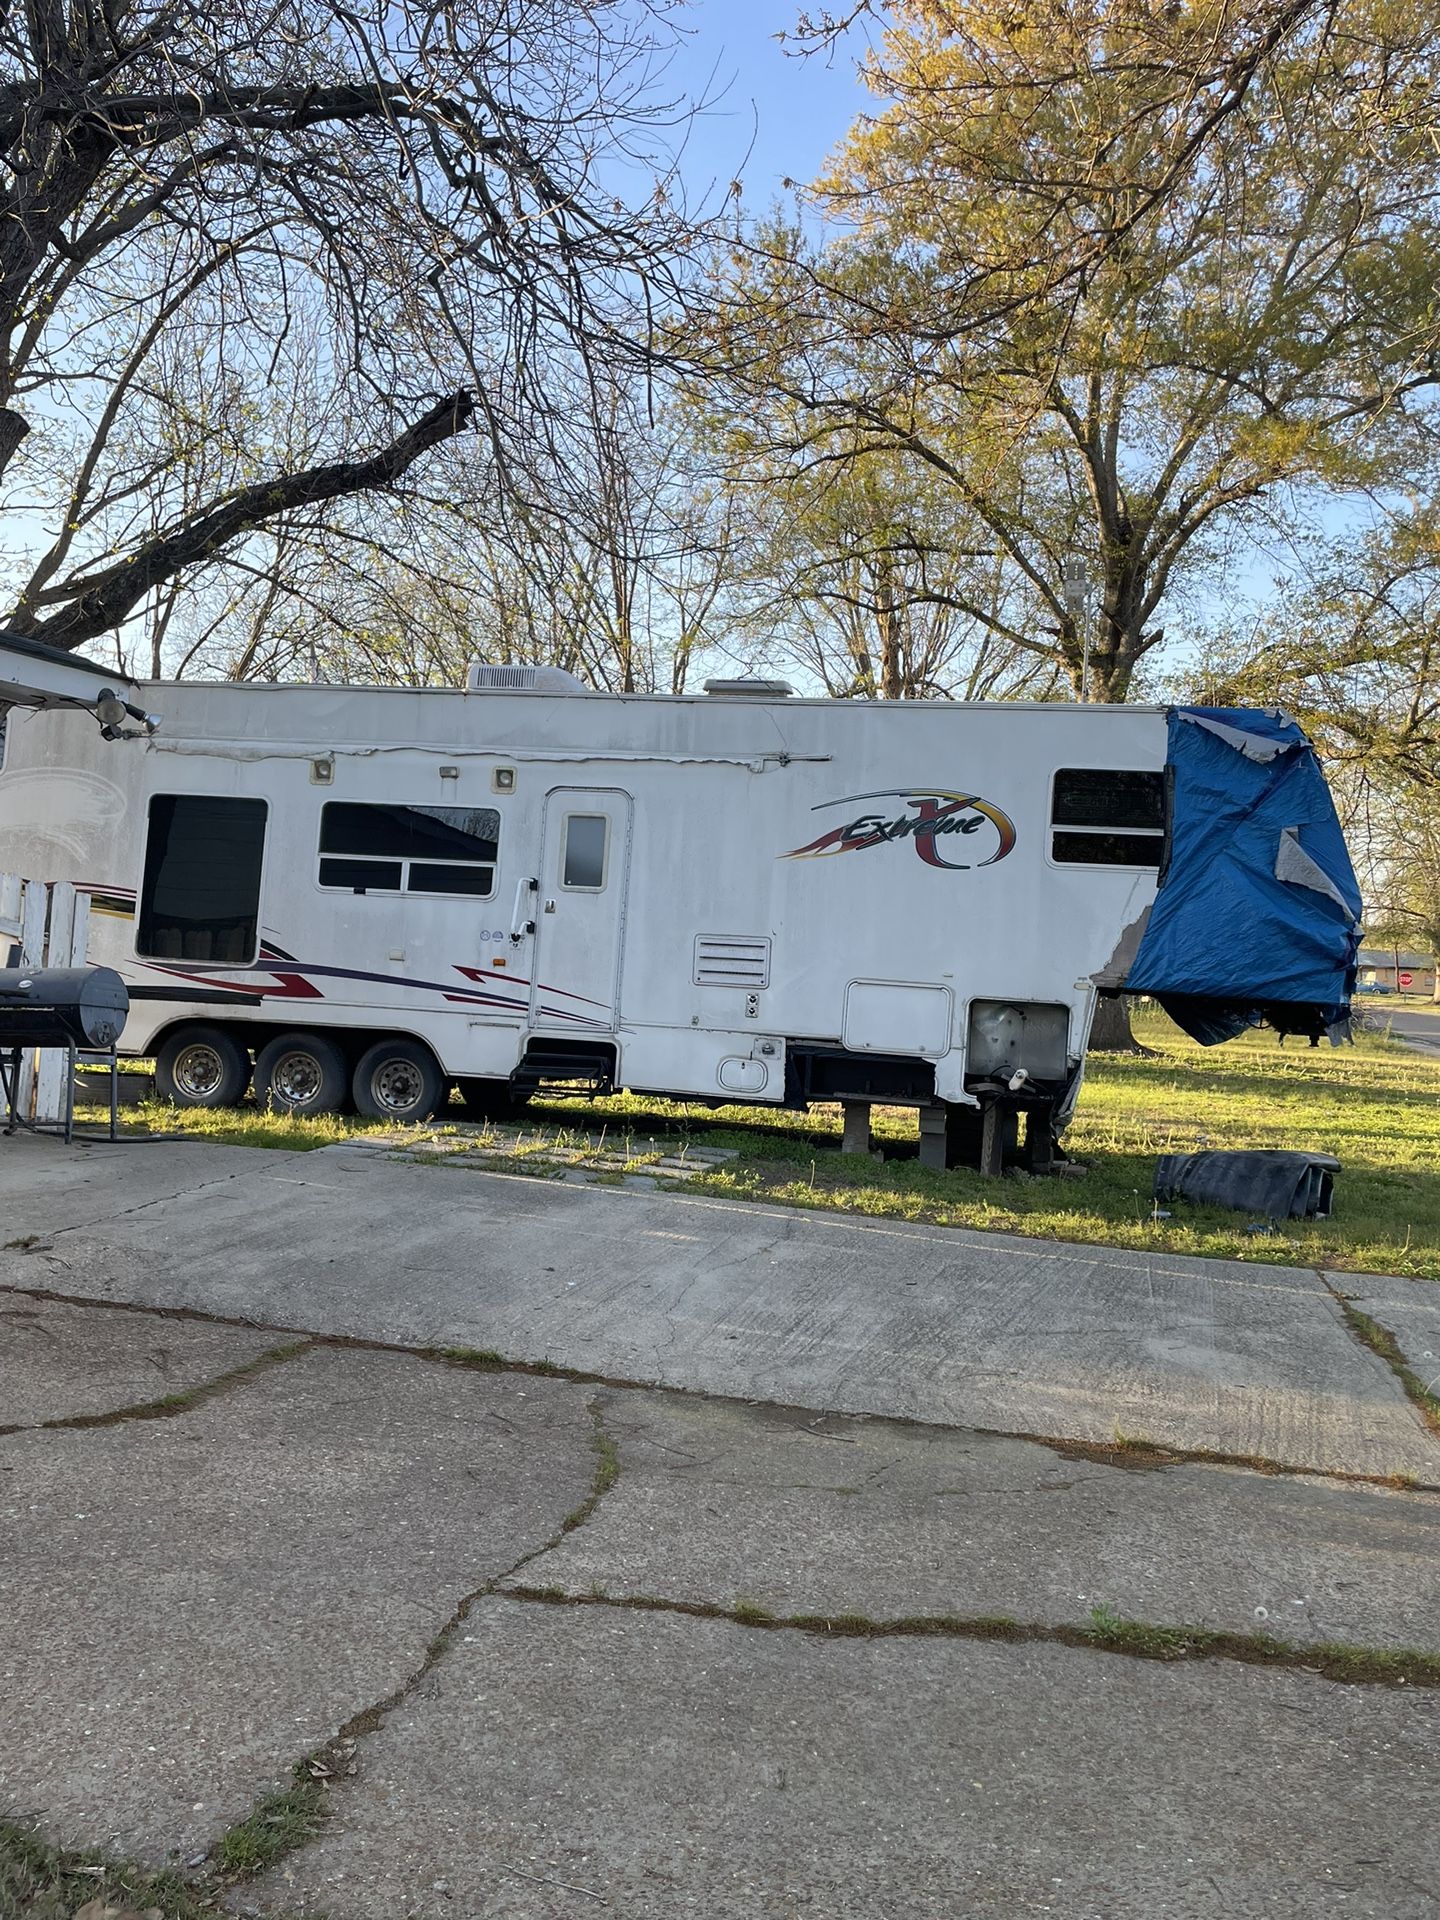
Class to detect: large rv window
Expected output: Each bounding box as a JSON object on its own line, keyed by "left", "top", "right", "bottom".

{"left": 1050, "top": 769, "right": 1165, "bottom": 868}
{"left": 138, "top": 795, "right": 267, "bottom": 962}
{"left": 318, "top": 803, "right": 499, "bottom": 897}
{"left": 561, "top": 814, "right": 608, "bottom": 890}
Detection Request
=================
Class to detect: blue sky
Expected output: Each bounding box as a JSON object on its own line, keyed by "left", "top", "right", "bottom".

{"left": 658, "top": 1, "right": 873, "bottom": 209}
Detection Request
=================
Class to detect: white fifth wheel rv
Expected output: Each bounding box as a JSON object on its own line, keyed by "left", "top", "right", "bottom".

{"left": 0, "top": 668, "right": 1356, "bottom": 1173}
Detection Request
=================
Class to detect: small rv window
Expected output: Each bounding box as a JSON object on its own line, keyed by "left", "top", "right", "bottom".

{"left": 318, "top": 803, "right": 498, "bottom": 898}
{"left": 561, "top": 814, "right": 608, "bottom": 890}
{"left": 138, "top": 795, "right": 267, "bottom": 963}
{"left": 1050, "top": 769, "right": 1166, "bottom": 868}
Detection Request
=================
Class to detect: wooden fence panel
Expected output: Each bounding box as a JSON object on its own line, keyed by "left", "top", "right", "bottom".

{"left": 33, "top": 882, "right": 87, "bottom": 1121}
{"left": 1, "top": 873, "right": 96, "bottom": 1125}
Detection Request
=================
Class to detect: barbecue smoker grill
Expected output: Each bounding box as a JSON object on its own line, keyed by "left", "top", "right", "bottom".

{"left": 0, "top": 965, "right": 129, "bottom": 1142}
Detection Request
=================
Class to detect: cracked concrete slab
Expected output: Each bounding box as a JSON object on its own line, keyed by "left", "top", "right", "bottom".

{"left": 1339, "top": 1273, "right": 1440, "bottom": 1400}
{"left": 0, "top": 1343, "right": 596, "bottom": 1860}
{"left": 514, "top": 1390, "right": 1440, "bottom": 1649}
{"left": 251, "top": 1595, "right": 1440, "bottom": 1920}
{"left": 0, "top": 1293, "right": 279, "bottom": 1428}
{"left": 1, "top": 1140, "right": 1434, "bottom": 1477}
{"left": 0, "top": 1132, "right": 290, "bottom": 1237}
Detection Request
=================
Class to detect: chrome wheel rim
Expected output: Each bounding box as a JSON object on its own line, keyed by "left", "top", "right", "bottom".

{"left": 372, "top": 1058, "right": 425, "bottom": 1115}
{"left": 273, "top": 1051, "right": 325, "bottom": 1107}
{"left": 173, "top": 1043, "right": 224, "bottom": 1099}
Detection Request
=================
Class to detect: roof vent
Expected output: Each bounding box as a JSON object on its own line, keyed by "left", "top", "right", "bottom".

{"left": 465, "top": 662, "right": 591, "bottom": 694}
{"left": 702, "top": 677, "right": 794, "bottom": 698}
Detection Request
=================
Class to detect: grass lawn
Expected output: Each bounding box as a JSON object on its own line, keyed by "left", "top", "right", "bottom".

{"left": 79, "top": 1008, "right": 1440, "bottom": 1281}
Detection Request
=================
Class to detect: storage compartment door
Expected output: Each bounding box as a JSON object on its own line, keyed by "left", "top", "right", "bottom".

{"left": 842, "top": 980, "right": 954, "bottom": 1057}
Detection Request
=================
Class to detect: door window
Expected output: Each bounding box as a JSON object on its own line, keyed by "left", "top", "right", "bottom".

{"left": 561, "top": 814, "right": 608, "bottom": 890}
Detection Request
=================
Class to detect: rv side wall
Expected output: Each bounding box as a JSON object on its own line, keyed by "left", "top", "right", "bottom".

{"left": 0, "top": 686, "right": 1168, "bottom": 1114}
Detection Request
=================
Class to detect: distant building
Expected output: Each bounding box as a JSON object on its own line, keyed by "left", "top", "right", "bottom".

{"left": 1357, "top": 948, "right": 1436, "bottom": 994}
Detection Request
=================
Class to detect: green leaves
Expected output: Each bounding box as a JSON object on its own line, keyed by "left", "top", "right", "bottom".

{"left": 696, "top": 0, "right": 1440, "bottom": 700}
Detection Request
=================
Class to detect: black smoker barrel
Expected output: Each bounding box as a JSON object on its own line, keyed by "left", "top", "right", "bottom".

{"left": 0, "top": 966, "right": 130, "bottom": 1049}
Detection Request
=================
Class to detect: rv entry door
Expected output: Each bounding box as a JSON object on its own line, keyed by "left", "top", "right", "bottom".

{"left": 529, "top": 789, "right": 632, "bottom": 1034}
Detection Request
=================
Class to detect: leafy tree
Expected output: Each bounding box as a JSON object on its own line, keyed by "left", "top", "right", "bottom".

{"left": 1362, "top": 796, "right": 1440, "bottom": 1003}
{"left": 701, "top": 0, "right": 1440, "bottom": 699}
{"left": 1196, "top": 510, "right": 1440, "bottom": 1000}
{"left": 1199, "top": 511, "right": 1440, "bottom": 792}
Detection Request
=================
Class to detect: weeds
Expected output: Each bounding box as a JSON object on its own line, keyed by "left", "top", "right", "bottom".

{"left": 0, "top": 1819, "right": 207, "bottom": 1920}
{"left": 0, "top": 1765, "right": 328, "bottom": 1918}
{"left": 505, "top": 1586, "right": 1440, "bottom": 1689}
{"left": 213, "top": 1762, "right": 327, "bottom": 1874}
{"left": 1330, "top": 1299, "right": 1440, "bottom": 1439}
{"left": 0, "top": 1341, "right": 312, "bottom": 1440}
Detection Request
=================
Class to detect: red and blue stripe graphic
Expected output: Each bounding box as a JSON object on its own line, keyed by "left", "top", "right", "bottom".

{"left": 73, "top": 884, "right": 610, "bottom": 1027}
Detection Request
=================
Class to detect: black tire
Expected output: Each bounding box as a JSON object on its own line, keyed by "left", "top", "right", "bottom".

{"left": 254, "top": 1031, "right": 351, "bottom": 1117}
{"left": 156, "top": 1025, "right": 252, "bottom": 1109}
{"left": 456, "top": 1076, "right": 532, "bottom": 1120}
{"left": 353, "top": 1037, "right": 446, "bottom": 1123}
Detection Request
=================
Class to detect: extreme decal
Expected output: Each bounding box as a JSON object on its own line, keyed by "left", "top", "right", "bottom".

{"left": 782, "top": 789, "right": 1017, "bottom": 871}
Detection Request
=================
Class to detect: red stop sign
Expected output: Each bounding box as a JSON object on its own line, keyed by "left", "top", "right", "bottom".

{"left": 1399, "top": 971, "right": 1414, "bottom": 988}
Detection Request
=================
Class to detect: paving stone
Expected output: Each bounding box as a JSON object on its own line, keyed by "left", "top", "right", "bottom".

{"left": 0, "top": 1295, "right": 277, "bottom": 1428}
{"left": 516, "top": 1389, "right": 1440, "bottom": 1649}
{"left": 0, "top": 1347, "right": 596, "bottom": 1859}
{"left": 250, "top": 1595, "right": 1440, "bottom": 1920}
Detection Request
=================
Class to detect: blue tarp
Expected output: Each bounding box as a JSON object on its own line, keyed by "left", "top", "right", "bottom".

{"left": 1125, "top": 707, "right": 1362, "bottom": 1045}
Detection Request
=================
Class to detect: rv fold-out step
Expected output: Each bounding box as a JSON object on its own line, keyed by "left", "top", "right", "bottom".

{"left": 512, "top": 1039, "right": 616, "bottom": 1096}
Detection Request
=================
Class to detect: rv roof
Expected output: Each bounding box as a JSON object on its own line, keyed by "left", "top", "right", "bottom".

{"left": 138, "top": 678, "right": 1167, "bottom": 715}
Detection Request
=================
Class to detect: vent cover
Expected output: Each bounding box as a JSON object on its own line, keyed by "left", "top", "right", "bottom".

{"left": 468, "top": 664, "right": 537, "bottom": 690}
{"left": 701, "top": 677, "right": 794, "bottom": 698}
{"left": 694, "top": 935, "right": 771, "bottom": 989}
{"left": 465, "top": 662, "right": 591, "bottom": 694}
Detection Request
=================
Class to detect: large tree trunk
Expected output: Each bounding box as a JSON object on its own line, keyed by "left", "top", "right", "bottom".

{"left": 1088, "top": 993, "right": 1149, "bottom": 1054}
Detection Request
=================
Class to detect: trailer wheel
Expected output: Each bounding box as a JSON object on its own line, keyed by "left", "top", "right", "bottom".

{"left": 353, "top": 1038, "right": 445, "bottom": 1123}
{"left": 254, "top": 1032, "right": 350, "bottom": 1117}
{"left": 156, "top": 1026, "right": 251, "bottom": 1109}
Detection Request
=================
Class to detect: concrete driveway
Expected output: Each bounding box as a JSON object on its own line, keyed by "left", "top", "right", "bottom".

{"left": 2, "top": 1132, "right": 1438, "bottom": 1918}
{"left": 1, "top": 1133, "right": 1435, "bottom": 1479}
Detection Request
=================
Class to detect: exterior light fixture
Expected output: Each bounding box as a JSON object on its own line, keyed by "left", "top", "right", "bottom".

{"left": 95, "top": 689, "right": 160, "bottom": 739}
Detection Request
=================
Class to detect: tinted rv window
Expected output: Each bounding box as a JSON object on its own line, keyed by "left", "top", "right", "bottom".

{"left": 1050, "top": 770, "right": 1166, "bottom": 868}
{"left": 138, "top": 795, "right": 267, "bottom": 962}
{"left": 318, "top": 803, "right": 498, "bottom": 897}
{"left": 561, "top": 814, "right": 608, "bottom": 889}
